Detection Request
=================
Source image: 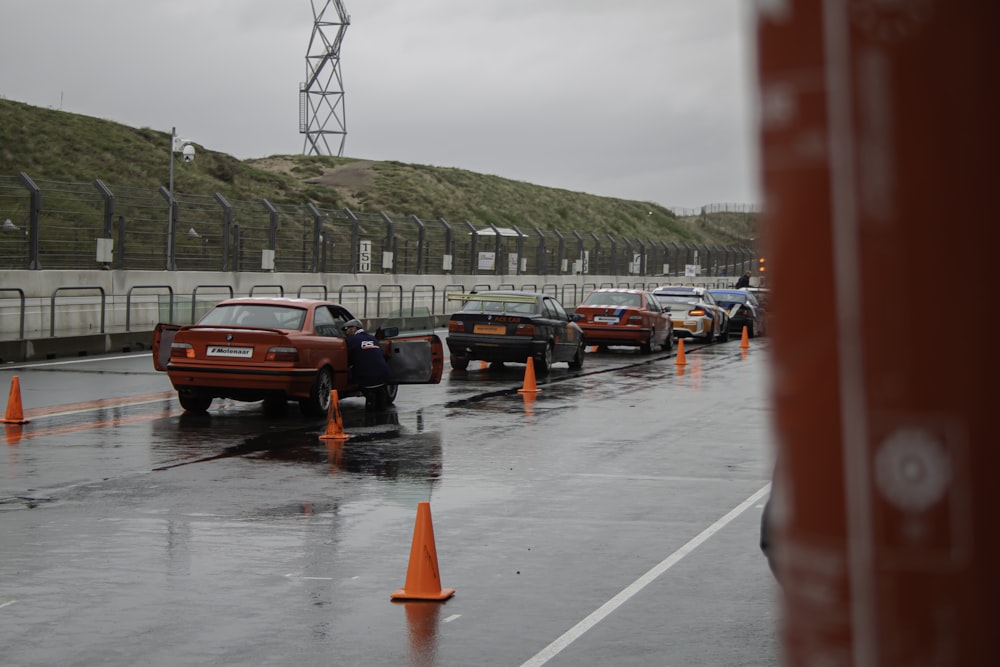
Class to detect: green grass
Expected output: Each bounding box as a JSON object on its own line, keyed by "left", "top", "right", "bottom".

{"left": 0, "top": 98, "right": 758, "bottom": 246}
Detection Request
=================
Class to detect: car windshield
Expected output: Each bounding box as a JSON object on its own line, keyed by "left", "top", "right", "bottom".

{"left": 581, "top": 292, "right": 642, "bottom": 307}
{"left": 198, "top": 304, "right": 307, "bottom": 330}
{"left": 459, "top": 298, "right": 538, "bottom": 314}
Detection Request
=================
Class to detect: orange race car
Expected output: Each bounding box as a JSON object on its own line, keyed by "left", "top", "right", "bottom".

{"left": 152, "top": 297, "right": 443, "bottom": 415}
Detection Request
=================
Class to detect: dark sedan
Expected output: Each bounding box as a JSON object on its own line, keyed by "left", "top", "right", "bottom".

{"left": 445, "top": 291, "right": 586, "bottom": 374}
{"left": 709, "top": 289, "right": 766, "bottom": 338}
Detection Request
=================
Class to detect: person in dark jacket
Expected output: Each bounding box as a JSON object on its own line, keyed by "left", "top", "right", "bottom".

{"left": 735, "top": 271, "right": 752, "bottom": 289}
{"left": 342, "top": 319, "right": 393, "bottom": 410}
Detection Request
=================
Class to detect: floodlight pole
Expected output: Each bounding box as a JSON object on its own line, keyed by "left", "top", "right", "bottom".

{"left": 169, "top": 126, "right": 176, "bottom": 203}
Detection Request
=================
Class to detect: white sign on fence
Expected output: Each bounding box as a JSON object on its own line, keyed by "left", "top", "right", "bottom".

{"left": 478, "top": 251, "right": 496, "bottom": 270}
{"left": 359, "top": 240, "right": 371, "bottom": 273}
{"left": 684, "top": 264, "right": 698, "bottom": 277}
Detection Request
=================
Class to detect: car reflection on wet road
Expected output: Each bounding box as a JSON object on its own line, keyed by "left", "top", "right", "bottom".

{"left": 1, "top": 338, "right": 778, "bottom": 666}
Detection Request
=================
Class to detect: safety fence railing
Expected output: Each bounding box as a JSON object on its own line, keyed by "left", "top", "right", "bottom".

{"left": 0, "top": 173, "right": 760, "bottom": 279}
{"left": 0, "top": 275, "right": 747, "bottom": 342}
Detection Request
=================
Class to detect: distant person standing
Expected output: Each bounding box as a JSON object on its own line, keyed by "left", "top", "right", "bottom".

{"left": 342, "top": 319, "right": 393, "bottom": 410}
{"left": 735, "top": 271, "right": 752, "bottom": 289}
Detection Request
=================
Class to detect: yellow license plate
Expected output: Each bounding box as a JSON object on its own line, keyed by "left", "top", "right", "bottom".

{"left": 473, "top": 324, "right": 506, "bottom": 335}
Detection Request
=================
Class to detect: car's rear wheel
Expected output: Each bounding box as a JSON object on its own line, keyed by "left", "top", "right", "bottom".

{"left": 662, "top": 331, "right": 673, "bottom": 350}
{"left": 718, "top": 321, "right": 730, "bottom": 342}
{"left": 450, "top": 354, "right": 470, "bottom": 371}
{"left": 640, "top": 335, "right": 653, "bottom": 354}
{"left": 535, "top": 342, "right": 553, "bottom": 375}
{"left": 300, "top": 366, "right": 333, "bottom": 417}
{"left": 178, "top": 391, "right": 212, "bottom": 413}
{"left": 385, "top": 383, "right": 398, "bottom": 405}
{"left": 568, "top": 340, "right": 585, "bottom": 369}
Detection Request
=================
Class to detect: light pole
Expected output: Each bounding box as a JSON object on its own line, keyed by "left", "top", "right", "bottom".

{"left": 166, "top": 128, "right": 196, "bottom": 271}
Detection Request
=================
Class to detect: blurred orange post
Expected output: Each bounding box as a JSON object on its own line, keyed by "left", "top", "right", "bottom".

{"left": 674, "top": 338, "right": 687, "bottom": 366}
{"left": 758, "top": 1, "right": 997, "bottom": 664}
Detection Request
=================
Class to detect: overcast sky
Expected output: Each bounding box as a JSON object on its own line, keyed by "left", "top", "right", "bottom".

{"left": 0, "top": 0, "right": 760, "bottom": 211}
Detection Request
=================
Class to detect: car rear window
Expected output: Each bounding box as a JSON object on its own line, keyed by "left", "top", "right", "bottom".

{"left": 460, "top": 299, "right": 537, "bottom": 314}
{"left": 199, "top": 304, "right": 307, "bottom": 330}
{"left": 582, "top": 292, "right": 642, "bottom": 307}
{"left": 654, "top": 295, "right": 697, "bottom": 309}
{"left": 712, "top": 292, "right": 747, "bottom": 304}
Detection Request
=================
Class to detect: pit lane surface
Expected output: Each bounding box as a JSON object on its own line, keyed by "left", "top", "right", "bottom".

{"left": 1, "top": 337, "right": 779, "bottom": 666}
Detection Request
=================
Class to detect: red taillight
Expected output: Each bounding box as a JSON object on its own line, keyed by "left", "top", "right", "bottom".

{"left": 265, "top": 346, "right": 298, "bottom": 362}
{"left": 171, "top": 342, "right": 195, "bottom": 359}
{"left": 688, "top": 308, "right": 707, "bottom": 317}
{"left": 448, "top": 320, "right": 464, "bottom": 333}
{"left": 513, "top": 323, "right": 535, "bottom": 336}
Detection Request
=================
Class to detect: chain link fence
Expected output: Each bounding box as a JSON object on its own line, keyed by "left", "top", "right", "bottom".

{"left": 1, "top": 173, "right": 759, "bottom": 279}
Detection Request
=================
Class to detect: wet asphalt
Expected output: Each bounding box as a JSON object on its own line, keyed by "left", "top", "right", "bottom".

{"left": 1, "top": 335, "right": 779, "bottom": 666}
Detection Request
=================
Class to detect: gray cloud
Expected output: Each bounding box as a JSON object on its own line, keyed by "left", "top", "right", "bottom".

{"left": 0, "top": 0, "right": 760, "bottom": 209}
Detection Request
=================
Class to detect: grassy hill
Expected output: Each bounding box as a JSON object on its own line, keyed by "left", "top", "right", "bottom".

{"left": 0, "top": 98, "right": 757, "bottom": 246}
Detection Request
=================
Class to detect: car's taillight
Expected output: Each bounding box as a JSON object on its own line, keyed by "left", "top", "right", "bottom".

{"left": 627, "top": 315, "right": 643, "bottom": 324}
{"left": 171, "top": 342, "right": 195, "bottom": 359}
{"left": 739, "top": 307, "right": 750, "bottom": 317}
{"left": 688, "top": 308, "right": 707, "bottom": 317}
{"left": 448, "top": 320, "right": 464, "bottom": 332}
{"left": 513, "top": 323, "right": 535, "bottom": 336}
{"left": 265, "top": 346, "right": 299, "bottom": 362}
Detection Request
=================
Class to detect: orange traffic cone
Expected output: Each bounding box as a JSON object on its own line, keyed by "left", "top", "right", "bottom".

{"left": 517, "top": 357, "right": 541, "bottom": 394}
{"left": 674, "top": 338, "right": 687, "bottom": 366}
{"left": 391, "top": 501, "right": 455, "bottom": 601}
{"left": 319, "top": 389, "right": 349, "bottom": 441}
{"left": 740, "top": 325, "right": 750, "bottom": 349}
{"left": 2, "top": 376, "right": 30, "bottom": 424}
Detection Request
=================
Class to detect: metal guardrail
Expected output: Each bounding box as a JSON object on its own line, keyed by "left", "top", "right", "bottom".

{"left": 1, "top": 277, "right": 747, "bottom": 342}
{"left": 50, "top": 286, "right": 105, "bottom": 336}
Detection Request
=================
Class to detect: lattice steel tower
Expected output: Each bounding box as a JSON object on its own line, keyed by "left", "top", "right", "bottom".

{"left": 300, "top": 0, "right": 350, "bottom": 156}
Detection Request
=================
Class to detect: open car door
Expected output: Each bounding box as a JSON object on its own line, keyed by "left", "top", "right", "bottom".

{"left": 151, "top": 323, "right": 182, "bottom": 372}
{"left": 385, "top": 333, "right": 444, "bottom": 384}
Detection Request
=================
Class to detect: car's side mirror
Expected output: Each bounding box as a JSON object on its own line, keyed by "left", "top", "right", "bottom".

{"left": 377, "top": 326, "right": 400, "bottom": 339}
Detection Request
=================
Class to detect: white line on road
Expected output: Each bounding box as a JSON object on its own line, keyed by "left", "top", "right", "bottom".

{"left": 444, "top": 614, "right": 462, "bottom": 623}
{"left": 520, "top": 484, "right": 772, "bottom": 667}
{"left": 1, "top": 599, "right": 18, "bottom": 609}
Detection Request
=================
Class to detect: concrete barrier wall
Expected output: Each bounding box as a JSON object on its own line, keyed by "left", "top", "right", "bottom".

{"left": 0, "top": 268, "right": 748, "bottom": 362}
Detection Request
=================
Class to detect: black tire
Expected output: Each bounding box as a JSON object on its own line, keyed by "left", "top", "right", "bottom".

{"left": 718, "top": 322, "right": 729, "bottom": 342}
{"left": 535, "top": 342, "right": 553, "bottom": 375}
{"left": 262, "top": 396, "right": 289, "bottom": 417}
{"left": 639, "top": 333, "right": 653, "bottom": 354}
{"left": 662, "top": 331, "right": 673, "bottom": 351}
{"left": 568, "top": 340, "right": 585, "bottom": 369}
{"left": 451, "top": 355, "right": 469, "bottom": 371}
{"left": 178, "top": 391, "right": 212, "bottom": 413}
{"left": 385, "top": 383, "right": 398, "bottom": 405}
{"left": 300, "top": 366, "right": 333, "bottom": 417}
